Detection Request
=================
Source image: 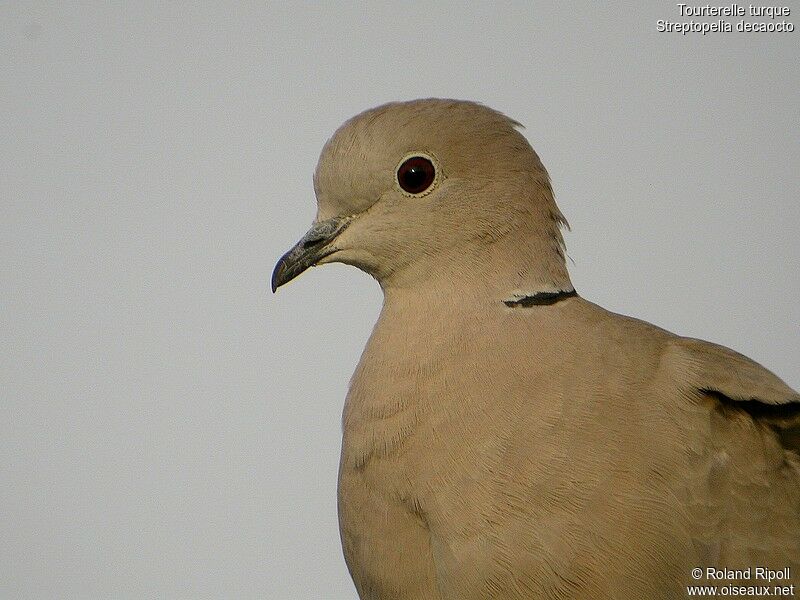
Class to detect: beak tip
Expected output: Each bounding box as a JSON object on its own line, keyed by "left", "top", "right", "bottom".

{"left": 270, "top": 264, "right": 286, "bottom": 294}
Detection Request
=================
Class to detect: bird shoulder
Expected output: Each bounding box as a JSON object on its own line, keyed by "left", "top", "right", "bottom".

{"left": 664, "top": 336, "right": 800, "bottom": 451}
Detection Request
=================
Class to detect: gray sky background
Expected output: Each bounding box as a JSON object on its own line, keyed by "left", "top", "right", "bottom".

{"left": 2, "top": 3, "right": 798, "bottom": 599}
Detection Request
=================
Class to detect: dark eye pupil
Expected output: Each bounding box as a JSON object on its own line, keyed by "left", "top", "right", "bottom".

{"left": 397, "top": 156, "right": 436, "bottom": 194}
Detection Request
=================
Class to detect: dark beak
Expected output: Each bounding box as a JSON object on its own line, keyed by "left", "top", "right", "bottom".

{"left": 271, "top": 216, "right": 351, "bottom": 292}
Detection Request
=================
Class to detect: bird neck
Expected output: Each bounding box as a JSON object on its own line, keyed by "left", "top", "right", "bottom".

{"left": 380, "top": 224, "right": 574, "bottom": 305}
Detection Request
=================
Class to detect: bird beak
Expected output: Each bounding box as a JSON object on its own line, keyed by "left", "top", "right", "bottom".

{"left": 271, "top": 216, "right": 352, "bottom": 292}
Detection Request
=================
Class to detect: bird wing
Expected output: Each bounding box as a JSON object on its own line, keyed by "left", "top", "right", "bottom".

{"left": 667, "top": 336, "right": 800, "bottom": 451}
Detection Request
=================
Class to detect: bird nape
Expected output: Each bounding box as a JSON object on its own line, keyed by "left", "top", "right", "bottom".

{"left": 273, "top": 99, "right": 799, "bottom": 600}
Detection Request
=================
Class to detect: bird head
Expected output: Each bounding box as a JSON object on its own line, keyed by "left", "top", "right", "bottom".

{"left": 272, "top": 99, "right": 571, "bottom": 294}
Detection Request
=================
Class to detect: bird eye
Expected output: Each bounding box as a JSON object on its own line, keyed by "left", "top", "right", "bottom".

{"left": 396, "top": 155, "right": 437, "bottom": 196}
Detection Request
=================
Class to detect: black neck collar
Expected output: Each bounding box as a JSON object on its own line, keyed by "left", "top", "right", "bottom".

{"left": 503, "top": 289, "right": 577, "bottom": 307}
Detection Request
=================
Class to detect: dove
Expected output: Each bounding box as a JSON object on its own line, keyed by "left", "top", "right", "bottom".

{"left": 272, "top": 99, "right": 799, "bottom": 600}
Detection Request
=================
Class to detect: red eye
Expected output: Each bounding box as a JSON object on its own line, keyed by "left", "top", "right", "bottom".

{"left": 397, "top": 155, "right": 436, "bottom": 195}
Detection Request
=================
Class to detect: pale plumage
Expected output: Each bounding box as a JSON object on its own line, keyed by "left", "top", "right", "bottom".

{"left": 273, "top": 99, "right": 799, "bottom": 599}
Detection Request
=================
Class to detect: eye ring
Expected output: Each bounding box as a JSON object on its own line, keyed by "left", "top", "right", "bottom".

{"left": 395, "top": 153, "right": 440, "bottom": 197}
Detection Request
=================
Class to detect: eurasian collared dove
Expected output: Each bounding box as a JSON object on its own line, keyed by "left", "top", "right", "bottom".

{"left": 273, "top": 99, "right": 799, "bottom": 599}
